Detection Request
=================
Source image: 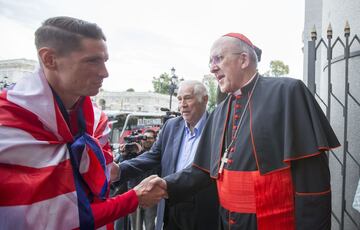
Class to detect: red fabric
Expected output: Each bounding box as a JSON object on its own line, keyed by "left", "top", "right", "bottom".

{"left": 82, "top": 97, "right": 95, "bottom": 135}
{"left": 254, "top": 168, "right": 295, "bottom": 230}
{"left": 1, "top": 90, "right": 129, "bottom": 227}
{"left": 217, "top": 170, "right": 257, "bottom": 213}
{"left": 217, "top": 168, "right": 295, "bottom": 230}
{"left": 94, "top": 112, "right": 109, "bottom": 139}
{"left": 0, "top": 160, "right": 75, "bottom": 205}
{"left": 94, "top": 112, "right": 114, "bottom": 165}
{"left": 53, "top": 95, "right": 73, "bottom": 141}
{"left": 92, "top": 189, "right": 138, "bottom": 228}
{"left": 0, "top": 92, "right": 59, "bottom": 142}
{"left": 223, "top": 33, "right": 254, "bottom": 47}
{"left": 0, "top": 70, "right": 139, "bottom": 229}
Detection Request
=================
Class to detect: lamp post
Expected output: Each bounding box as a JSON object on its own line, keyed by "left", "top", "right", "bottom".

{"left": 169, "top": 67, "right": 178, "bottom": 110}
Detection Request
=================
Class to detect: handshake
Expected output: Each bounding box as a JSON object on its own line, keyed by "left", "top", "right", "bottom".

{"left": 133, "top": 175, "right": 168, "bottom": 208}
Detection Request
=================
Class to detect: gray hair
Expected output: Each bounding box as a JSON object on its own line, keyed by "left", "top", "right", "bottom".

{"left": 35, "top": 16, "right": 106, "bottom": 56}
{"left": 228, "top": 37, "right": 258, "bottom": 67}
{"left": 178, "top": 80, "right": 208, "bottom": 102}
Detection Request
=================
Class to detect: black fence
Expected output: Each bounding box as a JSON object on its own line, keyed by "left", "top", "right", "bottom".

{"left": 307, "top": 22, "right": 360, "bottom": 230}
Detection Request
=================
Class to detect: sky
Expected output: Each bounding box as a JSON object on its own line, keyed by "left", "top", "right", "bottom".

{"left": 0, "top": 0, "right": 305, "bottom": 92}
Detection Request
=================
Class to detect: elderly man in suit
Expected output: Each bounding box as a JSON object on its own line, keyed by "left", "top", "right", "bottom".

{"left": 114, "top": 80, "right": 219, "bottom": 230}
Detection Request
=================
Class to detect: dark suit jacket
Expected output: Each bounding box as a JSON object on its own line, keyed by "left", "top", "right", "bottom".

{"left": 119, "top": 115, "right": 219, "bottom": 230}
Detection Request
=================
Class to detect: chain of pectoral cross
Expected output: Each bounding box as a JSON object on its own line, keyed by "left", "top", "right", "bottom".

{"left": 219, "top": 76, "right": 259, "bottom": 174}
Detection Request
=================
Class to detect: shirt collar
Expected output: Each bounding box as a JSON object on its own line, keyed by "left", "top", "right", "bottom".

{"left": 184, "top": 112, "right": 207, "bottom": 135}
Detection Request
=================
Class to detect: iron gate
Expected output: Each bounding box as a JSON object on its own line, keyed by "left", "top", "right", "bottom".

{"left": 307, "top": 22, "right": 360, "bottom": 230}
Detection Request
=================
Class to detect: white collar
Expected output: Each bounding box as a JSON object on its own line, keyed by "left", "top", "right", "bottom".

{"left": 233, "top": 72, "right": 257, "bottom": 96}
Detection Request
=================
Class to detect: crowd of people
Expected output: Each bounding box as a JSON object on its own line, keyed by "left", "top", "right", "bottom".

{"left": 0, "top": 16, "right": 340, "bottom": 230}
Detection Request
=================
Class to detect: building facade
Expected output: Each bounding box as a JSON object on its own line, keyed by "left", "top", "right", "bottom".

{"left": 0, "top": 59, "right": 37, "bottom": 87}
{"left": 92, "top": 90, "right": 178, "bottom": 113}
{"left": 0, "top": 58, "right": 176, "bottom": 113}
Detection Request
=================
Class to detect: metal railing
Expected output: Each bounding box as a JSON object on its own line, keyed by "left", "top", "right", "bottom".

{"left": 307, "top": 21, "right": 360, "bottom": 230}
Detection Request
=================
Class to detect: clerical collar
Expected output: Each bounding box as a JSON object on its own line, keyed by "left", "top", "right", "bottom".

{"left": 233, "top": 72, "right": 258, "bottom": 96}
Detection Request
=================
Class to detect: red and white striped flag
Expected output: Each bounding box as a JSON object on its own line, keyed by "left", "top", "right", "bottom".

{"left": 0, "top": 68, "right": 119, "bottom": 230}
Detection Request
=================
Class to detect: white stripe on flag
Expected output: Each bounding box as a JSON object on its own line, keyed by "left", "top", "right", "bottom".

{"left": 6, "top": 69, "right": 63, "bottom": 140}
{"left": 0, "top": 192, "right": 79, "bottom": 230}
{"left": 98, "top": 124, "right": 111, "bottom": 147}
{"left": 0, "top": 126, "right": 69, "bottom": 168}
{"left": 93, "top": 105, "right": 102, "bottom": 134}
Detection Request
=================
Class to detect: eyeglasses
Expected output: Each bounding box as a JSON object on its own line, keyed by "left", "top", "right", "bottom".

{"left": 208, "top": 52, "right": 245, "bottom": 68}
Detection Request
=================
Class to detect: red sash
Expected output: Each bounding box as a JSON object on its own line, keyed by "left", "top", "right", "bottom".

{"left": 217, "top": 168, "right": 295, "bottom": 230}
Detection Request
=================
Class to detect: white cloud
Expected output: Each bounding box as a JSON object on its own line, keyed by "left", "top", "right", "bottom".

{"left": 0, "top": 0, "right": 305, "bottom": 91}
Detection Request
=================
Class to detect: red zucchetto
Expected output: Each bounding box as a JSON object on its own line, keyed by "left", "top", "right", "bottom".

{"left": 223, "top": 33, "right": 262, "bottom": 62}
{"left": 223, "top": 33, "right": 254, "bottom": 48}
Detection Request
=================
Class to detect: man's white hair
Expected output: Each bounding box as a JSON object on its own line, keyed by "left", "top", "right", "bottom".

{"left": 178, "top": 80, "right": 208, "bottom": 102}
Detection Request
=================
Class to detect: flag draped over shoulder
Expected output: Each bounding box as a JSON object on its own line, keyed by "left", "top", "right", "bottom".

{"left": 0, "top": 68, "right": 114, "bottom": 229}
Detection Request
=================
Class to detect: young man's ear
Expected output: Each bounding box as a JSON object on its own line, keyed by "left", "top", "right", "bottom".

{"left": 38, "top": 47, "right": 57, "bottom": 70}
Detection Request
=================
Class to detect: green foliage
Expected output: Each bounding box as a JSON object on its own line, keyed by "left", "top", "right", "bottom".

{"left": 203, "top": 75, "right": 217, "bottom": 112}
{"left": 152, "top": 73, "right": 171, "bottom": 94}
{"left": 269, "top": 60, "right": 289, "bottom": 77}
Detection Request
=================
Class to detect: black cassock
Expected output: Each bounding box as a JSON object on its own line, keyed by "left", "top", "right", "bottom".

{"left": 165, "top": 74, "right": 340, "bottom": 230}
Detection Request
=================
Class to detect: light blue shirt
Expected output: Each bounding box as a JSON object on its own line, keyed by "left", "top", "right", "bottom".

{"left": 175, "top": 112, "right": 207, "bottom": 172}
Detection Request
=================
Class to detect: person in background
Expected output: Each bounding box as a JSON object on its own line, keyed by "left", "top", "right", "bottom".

{"left": 0, "top": 16, "right": 165, "bottom": 230}
{"left": 112, "top": 80, "right": 219, "bottom": 230}
{"left": 127, "top": 129, "right": 159, "bottom": 230}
